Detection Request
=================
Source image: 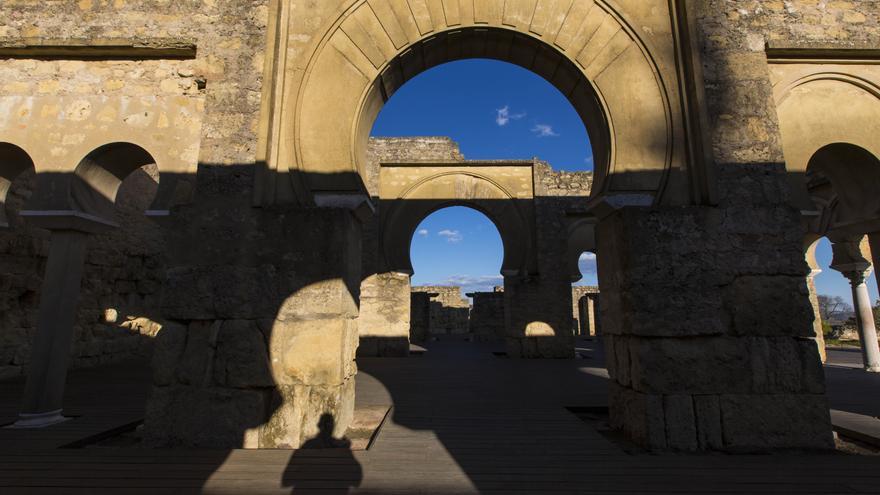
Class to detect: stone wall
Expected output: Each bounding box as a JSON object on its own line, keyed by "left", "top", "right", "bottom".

{"left": 0, "top": 165, "right": 164, "bottom": 380}
{"left": 411, "top": 286, "right": 471, "bottom": 336}
{"left": 0, "top": 1, "right": 268, "bottom": 382}
{"left": 600, "top": 165, "right": 832, "bottom": 450}
{"left": 145, "top": 194, "right": 361, "bottom": 449}
{"left": 468, "top": 288, "right": 505, "bottom": 342}
{"left": 358, "top": 272, "right": 410, "bottom": 357}
{"left": 409, "top": 291, "right": 432, "bottom": 344}
{"left": 364, "top": 137, "right": 464, "bottom": 197}
{"left": 533, "top": 161, "right": 593, "bottom": 198}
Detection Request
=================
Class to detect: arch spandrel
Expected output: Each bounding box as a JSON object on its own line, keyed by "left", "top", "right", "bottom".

{"left": 288, "top": 0, "right": 678, "bottom": 201}
{"left": 0, "top": 95, "right": 204, "bottom": 215}
{"left": 772, "top": 65, "right": 880, "bottom": 210}
{"left": 378, "top": 165, "right": 536, "bottom": 277}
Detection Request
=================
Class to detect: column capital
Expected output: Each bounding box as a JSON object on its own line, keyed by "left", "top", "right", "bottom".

{"left": 830, "top": 237, "right": 873, "bottom": 284}
{"left": 841, "top": 267, "right": 873, "bottom": 286}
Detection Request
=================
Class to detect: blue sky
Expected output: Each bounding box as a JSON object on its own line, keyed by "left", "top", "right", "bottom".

{"left": 372, "top": 59, "right": 593, "bottom": 171}
{"left": 372, "top": 58, "right": 877, "bottom": 304}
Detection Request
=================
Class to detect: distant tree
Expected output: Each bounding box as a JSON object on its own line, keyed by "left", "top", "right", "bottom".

{"left": 817, "top": 294, "right": 852, "bottom": 322}
{"left": 874, "top": 300, "right": 879, "bottom": 329}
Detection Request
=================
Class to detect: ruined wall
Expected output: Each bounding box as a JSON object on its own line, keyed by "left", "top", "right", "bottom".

{"left": 358, "top": 272, "right": 410, "bottom": 357}
{"left": 412, "top": 286, "right": 470, "bottom": 336}
{"left": 0, "top": 1, "right": 269, "bottom": 381}
{"left": 0, "top": 165, "right": 163, "bottom": 380}
{"left": 468, "top": 289, "right": 505, "bottom": 342}
{"left": 409, "top": 291, "right": 432, "bottom": 344}
{"left": 534, "top": 161, "right": 593, "bottom": 198}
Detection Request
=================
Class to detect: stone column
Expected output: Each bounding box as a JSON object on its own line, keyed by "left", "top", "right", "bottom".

{"left": 831, "top": 238, "right": 880, "bottom": 372}
{"left": 12, "top": 230, "right": 89, "bottom": 427}
{"left": 870, "top": 233, "right": 880, "bottom": 302}
{"left": 587, "top": 296, "right": 597, "bottom": 337}
{"left": 844, "top": 268, "right": 880, "bottom": 372}
{"left": 806, "top": 268, "right": 827, "bottom": 363}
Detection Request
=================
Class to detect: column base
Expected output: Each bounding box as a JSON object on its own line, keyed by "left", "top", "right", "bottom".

{"left": 865, "top": 366, "right": 880, "bottom": 373}
{"left": 6, "top": 409, "right": 72, "bottom": 429}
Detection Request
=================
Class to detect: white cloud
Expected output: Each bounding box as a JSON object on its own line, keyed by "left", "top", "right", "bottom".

{"left": 584, "top": 155, "right": 594, "bottom": 166}
{"left": 417, "top": 229, "right": 429, "bottom": 237}
{"left": 495, "top": 105, "right": 526, "bottom": 126}
{"left": 437, "top": 229, "right": 463, "bottom": 243}
{"left": 437, "top": 275, "right": 505, "bottom": 295}
{"left": 531, "top": 124, "right": 559, "bottom": 137}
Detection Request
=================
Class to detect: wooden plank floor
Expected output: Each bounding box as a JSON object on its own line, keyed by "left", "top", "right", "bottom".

{"left": 1, "top": 340, "right": 879, "bottom": 494}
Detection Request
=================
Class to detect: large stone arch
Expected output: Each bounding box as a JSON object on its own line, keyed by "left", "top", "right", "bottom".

{"left": 774, "top": 71, "right": 880, "bottom": 213}
{"left": 265, "top": 0, "right": 676, "bottom": 205}
{"left": 379, "top": 170, "right": 534, "bottom": 276}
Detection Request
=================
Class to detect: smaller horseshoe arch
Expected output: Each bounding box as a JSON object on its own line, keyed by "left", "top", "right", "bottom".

{"left": 378, "top": 166, "right": 537, "bottom": 277}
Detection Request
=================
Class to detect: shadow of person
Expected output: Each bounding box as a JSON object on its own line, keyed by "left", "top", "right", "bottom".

{"left": 282, "top": 413, "right": 363, "bottom": 494}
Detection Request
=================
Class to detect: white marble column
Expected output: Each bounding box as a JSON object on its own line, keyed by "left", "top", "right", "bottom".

{"left": 12, "top": 229, "right": 90, "bottom": 427}
{"left": 831, "top": 238, "right": 880, "bottom": 372}
{"left": 845, "top": 267, "right": 880, "bottom": 372}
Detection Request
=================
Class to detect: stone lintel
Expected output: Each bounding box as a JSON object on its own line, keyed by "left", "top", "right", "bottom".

{"left": 20, "top": 210, "right": 118, "bottom": 233}
{"left": 0, "top": 38, "right": 197, "bottom": 59}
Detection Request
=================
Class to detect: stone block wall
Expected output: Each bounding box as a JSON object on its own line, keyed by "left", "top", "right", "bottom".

{"left": 409, "top": 292, "right": 432, "bottom": 344}
{"left": 363, "top": 137, "right": 464, "bottom": 197}
{"left": 599, "top": 164, "right": 832, "bottom": 450}
{"left": 358, "top": 272, "right": 410, "bottom": 357}
{"left": 411, "top": 286, "right": 471, "bottom": 336}
{"left": 468, "top": 289, "right": 505, "bottom": 342}
{"left": 145, "top": 179, "right": 361, "bottom": 449}
{"left": 0, "top": 165, "right": 164, "bottom": 380}
{"left": 0, "top": 1, "right": 267, "bottom": 381}
{"left": 533, "top": 161, "right": 593, "bottom": 198}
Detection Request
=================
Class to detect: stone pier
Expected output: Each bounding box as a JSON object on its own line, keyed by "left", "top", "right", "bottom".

{"left": 144, "top": 176, "right": 361, "bottom": 448}
{"left": 599, "top": 165, "right": 833, "bottom": 450}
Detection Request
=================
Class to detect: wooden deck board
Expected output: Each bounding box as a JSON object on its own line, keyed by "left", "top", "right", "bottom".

{"left": 0, "top": 342, "right": 879, "bottom": 493}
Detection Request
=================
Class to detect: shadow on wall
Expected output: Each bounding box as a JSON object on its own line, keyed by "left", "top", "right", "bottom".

{"left": 1, "top": 154, "right": 167, "bottom": 381}
{"left": 0, "top": 156, "right": 848, "bottom": 488}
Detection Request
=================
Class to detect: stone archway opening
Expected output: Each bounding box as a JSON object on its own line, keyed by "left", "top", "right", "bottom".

{"left": 572, "top": 250, "right": 601, "bottom": 339}
{"left": 799, "top": 144, "right": 880, "bottom": 373}
{"left": 408, "top": 205, "right": 504, "bottom": 343}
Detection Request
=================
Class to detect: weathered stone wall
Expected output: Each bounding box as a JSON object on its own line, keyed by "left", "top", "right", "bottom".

{"left": 358, "top": 272, "right": 410, "bottom": 357}
{"left": 600, "top": 165, "right": 831, "bottom": 451}
{"left": 0, "top": 1, "right": 269, "bottom": 381}
{"left": 468, "top": 289, "right": 505, "bottom": 342}
{"left": 364, "top": 137, "right": 464, "bottom": 197}
{"left": 0, "top": 165, "right": 163, "bottom": 380}
{"left": 409, "top": 291, "right": 432, "bottom": 344}
{"left": 145, "top": 195, "right": 361, "bottom": 449}
{"left": 533, "top": 161, "right": 593, "bottom": 198}
{"left": 696, "top": 0, "right": 880, "bottom": 170}
{"left": 412, "top": 286, "right": 470, "bottom": 336}
{"left": 0, "top": 1, "right": 264, "bottom": 165}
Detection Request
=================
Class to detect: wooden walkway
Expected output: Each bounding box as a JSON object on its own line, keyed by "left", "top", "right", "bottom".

{"left": 1, "top": 341, "right": 879, "bottom": 494}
